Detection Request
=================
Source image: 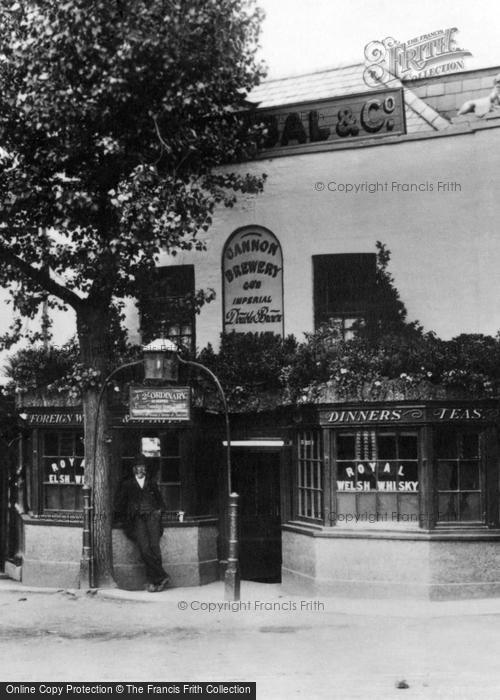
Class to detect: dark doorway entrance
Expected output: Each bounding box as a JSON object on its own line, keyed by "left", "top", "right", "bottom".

{"left": 232, "top": 450, "right": 281, "bottom": 583}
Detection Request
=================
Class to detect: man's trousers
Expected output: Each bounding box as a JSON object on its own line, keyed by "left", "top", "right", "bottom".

{"left": 132, "top": 511, "right": 168, "bottom": 585}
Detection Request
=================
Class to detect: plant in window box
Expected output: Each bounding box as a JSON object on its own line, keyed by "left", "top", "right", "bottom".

{"left": 281, "top": 330, "right": 500, "bottom": 404}
{"left": 6, "top": 335, "right": 143, "bottom": 406}
{"left": 5, "top": 340, "right": 81, "bottom": 406}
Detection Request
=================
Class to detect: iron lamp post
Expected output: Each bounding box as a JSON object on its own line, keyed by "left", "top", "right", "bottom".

{"left": 82, "top": 338, "right": 240, "bottom": 600}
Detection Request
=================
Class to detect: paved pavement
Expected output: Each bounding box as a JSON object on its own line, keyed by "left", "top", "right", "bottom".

{"left": 1, "top": 577, "right": 500, "bottom": 698}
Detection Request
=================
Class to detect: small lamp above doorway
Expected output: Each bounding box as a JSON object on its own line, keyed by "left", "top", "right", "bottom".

{"left": 143, "top": 338, "right": 179, "bottom": 382}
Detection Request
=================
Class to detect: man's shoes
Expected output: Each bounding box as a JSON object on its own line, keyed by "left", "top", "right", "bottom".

{"left": 145, "top": 577, "right": 171, "bottom": 592}
{"left": 156, "top": 576, "right": 172, "bottom": 592}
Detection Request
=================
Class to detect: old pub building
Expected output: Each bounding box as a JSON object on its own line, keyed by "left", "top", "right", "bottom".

{"left": 4, "top": 62, "right": 500, "bottom": 599}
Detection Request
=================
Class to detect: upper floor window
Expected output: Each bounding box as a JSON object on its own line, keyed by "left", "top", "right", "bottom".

{"left": 139, "top": 265, "right": 195, "bottom": 353}
{"left": 313, "top": 254, "right": 376, "bottom": 339}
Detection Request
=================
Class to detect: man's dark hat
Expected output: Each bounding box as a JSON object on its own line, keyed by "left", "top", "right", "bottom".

{"left": 133, "top": 454, "right": 147, "bottom": 466}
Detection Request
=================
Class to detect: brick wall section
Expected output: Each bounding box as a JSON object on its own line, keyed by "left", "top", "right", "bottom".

{"left": 408, "top": 66, "right": 500, "bottom": 119}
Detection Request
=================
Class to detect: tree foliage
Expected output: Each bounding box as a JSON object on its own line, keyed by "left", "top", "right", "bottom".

{"left": 0, "top": 0, "right": 266, "bottom": 586}
{"left": 358, "top": 241, "right": 423, "bottom": 340}
{"left": 0, "top": 0, "right": 266, "bottom": 343}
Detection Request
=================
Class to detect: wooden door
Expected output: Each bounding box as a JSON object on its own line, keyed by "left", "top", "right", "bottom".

{"left": 232, "top": 450, "right": 281, "bottom": 583}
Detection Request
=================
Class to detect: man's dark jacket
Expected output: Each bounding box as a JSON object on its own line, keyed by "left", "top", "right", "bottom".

{"left": 115, "top": 476, "right": 166, "bottom": 539}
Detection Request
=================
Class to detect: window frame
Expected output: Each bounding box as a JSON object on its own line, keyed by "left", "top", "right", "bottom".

{"left": 332, "top": 428, "right": 420, "bottom": 526}
{"left": 433, "top": 426, "right": 486, "bottom": 526}
{"left": 291, "top": 420, "right": 495, "bottom": 531}
{"left": 139, "top": 264, "right": 196, "bottom": 353}
{"left": 295, "top": 429, "right": 324, "bottom": 522}
{"left": 312, "top": 253, "right": 377, "bottom": 337}
{"left": 116, "top": 428, "right": 184, "bottom": 517}
{"left": 38, "top": 428, "right": 85, "bottom": 514}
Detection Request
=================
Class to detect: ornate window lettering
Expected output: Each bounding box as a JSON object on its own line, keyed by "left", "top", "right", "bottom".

{"left": 42, "top": 431, "right": 85, "bottom": 512}
{"left": 335, "top": 430, "right": 419, "bottom": 524}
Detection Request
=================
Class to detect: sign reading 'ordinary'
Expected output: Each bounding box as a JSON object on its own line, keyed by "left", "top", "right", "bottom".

{"left": 129, "top": 386, "right": 191, "bottom": 421}
{"left": 223, "top": 227, "right": 284, "bottom": 335}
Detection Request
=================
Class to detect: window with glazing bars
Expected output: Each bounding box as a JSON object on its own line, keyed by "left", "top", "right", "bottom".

{"left": 139, "top": 265, "right": 195, "bottom": 353}
{"left": 118, "top": 430, "right": 182, "bottom": 512}
{"left": 436, "top": 429, "right": 483, "bottom": 523}
{"left": 312, "top": 253, "right": 376, "bottom": 339}
{"left": 42, "top": 430, "right": 85, "bottom": 512}
{"left": 297, "top": 431, "right": 323, "bottom": 519}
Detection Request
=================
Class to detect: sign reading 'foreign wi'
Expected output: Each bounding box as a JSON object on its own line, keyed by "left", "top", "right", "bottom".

{"left": 223, "top": 227, "right": 284, "bottom": 335}
{"left": 129, "top": 386, "right": 191, "bottom": 421}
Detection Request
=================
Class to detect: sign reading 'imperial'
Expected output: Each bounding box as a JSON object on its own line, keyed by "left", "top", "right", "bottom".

{"left": 223, "top": 227, "right": 284, "bottom": 335}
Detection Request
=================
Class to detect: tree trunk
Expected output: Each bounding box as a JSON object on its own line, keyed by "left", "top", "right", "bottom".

{"left": 78, "top": 304, "right": 116, "bottom": 588}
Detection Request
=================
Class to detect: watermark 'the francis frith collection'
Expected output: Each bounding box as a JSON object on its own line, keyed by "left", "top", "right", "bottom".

{"left": 364, "top": 28, "right": 472, "bottom": 87}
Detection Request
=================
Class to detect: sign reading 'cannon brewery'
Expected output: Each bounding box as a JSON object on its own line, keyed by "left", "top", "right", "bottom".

{"left": 223, "top": 227, "right": 284, "bottom": 335}
{"left": 129, "top": 386, "right": 191, "bottom": 421}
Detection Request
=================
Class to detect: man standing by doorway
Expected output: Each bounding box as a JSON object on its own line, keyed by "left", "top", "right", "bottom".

{"left": 116, "top": 454, "right": 171, "bottom": 592}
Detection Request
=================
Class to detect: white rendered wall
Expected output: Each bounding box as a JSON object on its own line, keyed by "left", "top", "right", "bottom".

{"left": 2, "top": 122, "right": 498, "bottom": 377}
{"left": 148, "top": 125, "right": 500, "bottom": 351}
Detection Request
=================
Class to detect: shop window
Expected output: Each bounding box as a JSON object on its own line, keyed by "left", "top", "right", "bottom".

{"left": 139, "top": 265, "right": 195, "bottom": 353}
{"left": 297, "top": 431, "right": 323, "bottom": 520}
{"left": 42, "top": 431, "right": 85, "bottom": 512}
{"left": 118, "top": 430, "right": 182, "bottom": 513}
{"left": 435, "top": 429, "right": 483, "bottom": 523}
{"left": 335, "top": 430, "right": 419, "bottom": 523}
{"left": 313, "top": 254, "right": 376, "bottom": 338}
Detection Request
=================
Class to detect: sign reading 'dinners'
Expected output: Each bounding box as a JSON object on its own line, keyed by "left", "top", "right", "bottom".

{"left": 129, "top": 386, "right": 191, "bottom": 421}
{"left": 223, "top": 227, "right": 284, "bottom": 335}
